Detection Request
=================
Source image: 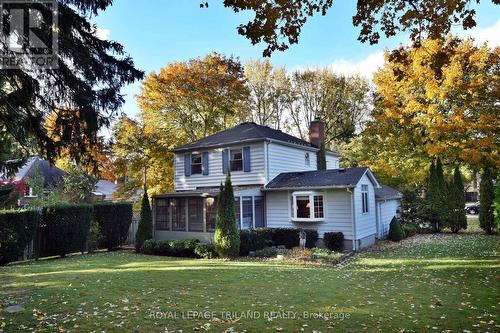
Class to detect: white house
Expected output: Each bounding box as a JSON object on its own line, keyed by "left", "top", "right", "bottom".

{"left": 152, "top": 120, "right": 401, "bottom": 250}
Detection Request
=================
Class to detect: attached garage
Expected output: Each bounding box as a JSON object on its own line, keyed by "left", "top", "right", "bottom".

{"left": 375, "top": 185, "right": 403, "bottom": 239}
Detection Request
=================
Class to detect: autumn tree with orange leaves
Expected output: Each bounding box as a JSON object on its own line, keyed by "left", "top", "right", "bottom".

{"left": 350, "top": 38, "right": 499, "bottom": 187}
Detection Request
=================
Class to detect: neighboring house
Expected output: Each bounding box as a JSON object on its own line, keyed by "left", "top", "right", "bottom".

{"left": 0, "top": 156, "right": 65, "bottom": 205}
{"left": 93, "top": 179, "right": 118, "bottom": 201}
{"left": 152, "top": 121, "right": 401, "bottom": 250}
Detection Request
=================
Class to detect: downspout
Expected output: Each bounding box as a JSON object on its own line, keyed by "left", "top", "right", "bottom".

{"left": 347, "top": 188, "right": 356, "bottom": 251}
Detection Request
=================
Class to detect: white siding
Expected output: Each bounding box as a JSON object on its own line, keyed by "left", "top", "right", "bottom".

{"left": 174, "top": 143, "right": 266, "bottom": 191}
{"left": 376, "top": 199, "right": 401, "bottom": 238}
{"left": 326, "top": 154, "right": 340, "bottom": 169}
{"left": 267, "top": 142, "right": 317, "bottom": 182}
{"left": 265, "top": 189, "right": 354, "bottom": 239}
{"left": 354, "top": 173, "right": 377, "bottom": 239}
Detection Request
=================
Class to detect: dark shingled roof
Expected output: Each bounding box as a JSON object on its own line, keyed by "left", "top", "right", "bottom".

{"left": 375, "top": 184, "right": 402, "bottom": 200}
{"left": 173, "top": 122, "right": 315, "bottom": 152}
{"left": 265, "top": 167, "right": 369, "bottom": 190}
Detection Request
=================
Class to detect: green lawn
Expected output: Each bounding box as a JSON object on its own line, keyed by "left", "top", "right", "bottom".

{"left": 1, "top": 233, "right": 499, "bottom": 333}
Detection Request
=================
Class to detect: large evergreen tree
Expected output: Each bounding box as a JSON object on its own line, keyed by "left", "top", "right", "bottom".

{"left": 422, "top": 159, "right": 448, "bottom": 232}
{"left": 0, "top": 0, "right": 143, "bottom": 171}
{"left": 494, "top": 176, "right": 500, "bottom": 231}
{"left": 479, "top": 166, "right": 495, "bottom": 234}
{"left": 214, "top": 172, "right": 240, "bottom": 258}
{"left": 135, "top": 187, "right": 153, "bottom": 251}
{"left": 448, "top": 166, "right": 467, "bottom": 233}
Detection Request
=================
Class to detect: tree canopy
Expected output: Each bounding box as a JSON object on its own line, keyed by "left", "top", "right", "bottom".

{"left": 216, "top": 0, "right": 499, "bottom": 56}
{"left": 0, "top": 0, "right": 143, "bottom": 173}
{"left": 348, "top": 37, "right": 499, "bottom": 188}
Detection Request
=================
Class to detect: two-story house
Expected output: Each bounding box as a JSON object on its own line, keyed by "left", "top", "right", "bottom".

{"left": 152, "top": 120, "right": 402, "bottom": 250}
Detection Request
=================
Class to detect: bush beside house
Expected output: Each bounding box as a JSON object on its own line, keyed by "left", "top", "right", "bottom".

{"left": 0, "top": 210, "right": 38, "bottom": 265}
{"left": 214, "top": 172, "right": 240, "bottom": 258}
{"left": 388, "top": 217, "right": 405, "bottom": 241}
{"left": 135, "top": 188, "right": 152, "bottom": 251}
{"left": 323, "top": 232, "right": 344, "bottom": 251}
{"left": 93, "top": 202, "right": 133, "bottom": 251}
{"left": 38, "top": 204, "right": 93, "bottom": 257}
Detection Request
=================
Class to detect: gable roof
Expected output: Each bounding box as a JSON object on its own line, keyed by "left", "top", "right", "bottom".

{"left": 173, "top": 122, "right": 315, "bottom": 153}
{"left": 1, "top": 156, "right": 65, "bottom": 188}
{"left": 264, "top": 167, "right": 372, "bottom": 190}
{"left": 375, "top": 184, "right": 403, "bottom": 201}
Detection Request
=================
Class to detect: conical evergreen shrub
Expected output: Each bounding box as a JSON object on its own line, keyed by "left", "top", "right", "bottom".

{"left": 448, "top": 166, "right": 467, "bottom": 233}
{"left": 214, "top": 172, "right": 240, "bottom": 258}
{"left": 388, "top": 217, "right": 404, "bottom": 241}
{"left": 135, "top": 187, "right": 152, "bottom": 251}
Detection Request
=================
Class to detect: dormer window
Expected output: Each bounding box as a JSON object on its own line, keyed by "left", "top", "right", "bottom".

{"left": 305, "top": 152, "right": 310, "bottom": 167}
{"left": 230, "top": 149, "right": 243, "bottom": 172}
{"left": 191, "top": 153, "right": 202, "bottom": 175}
{"left": 291, "top": 191, "right": 324, "bottom": 222}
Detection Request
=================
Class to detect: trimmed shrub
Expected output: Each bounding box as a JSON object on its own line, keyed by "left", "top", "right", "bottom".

{"left": 239, "top": 228, "right": 273, "bottom": 256}
{"left": 135, "top": 189, "right": 152, "bottom": 251}
{"left": 388, "top": 217, "right": 405, "bottom": 241}
{"left": 195, "top": 243, "right": 218, "bottom": 259}
{"left": 479, "top": 166, "right": 495, "bottom": 234}
{"left": 0, "top": 209, "right": 39, "bottom": 265}
{"left": 401, "top": 224, "right": 417, "bottom": 238}
{"left": 139, "top": 239, "right": 203, "bottom": 258}
{"left": 271, "top": 228, "right": 318, "bottom": 249}
{"left": 214, "top": 173, "right": 240, "bottom": 258}
{"left": 169, "top": 239, "right": 199, "bottom": 257}
{"left": 140, "top": 239, "right": 156, "bottom": 254}
{"left": 323, "top": 232, "right": 344, "bottom": 251}
{"left": 93, "top": 202, "right": 133, "bottom": 251}
{"left": 254, "top": 247, "right": 278, "bottom": 257}
{"left": 39, "top": 204, "right": 93, "bottom": 257}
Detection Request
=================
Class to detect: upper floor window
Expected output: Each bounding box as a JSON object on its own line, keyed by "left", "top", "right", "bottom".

{"left": 305, "top": 152, "right": 310, "bottom": 167}
{"left": 291, "top": 191, "right": 324, "bottom": 221}
{"left": 362, "top": 184, "right": 369, "bottom": 213}
{"left": 191, "top": 153, "right": 202, "bottom": 175}
{"left": 230, "top": 149, "right": 243, "bottom": 172}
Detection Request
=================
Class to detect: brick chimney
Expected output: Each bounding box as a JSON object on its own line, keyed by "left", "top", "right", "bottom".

{"left": 309, "top": 118, "right": 325, "bottom": 147}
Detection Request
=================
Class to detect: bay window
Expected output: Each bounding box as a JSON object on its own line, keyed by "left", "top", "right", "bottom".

{"left": 291, "top": 191, "right": 324, "bottom": 221}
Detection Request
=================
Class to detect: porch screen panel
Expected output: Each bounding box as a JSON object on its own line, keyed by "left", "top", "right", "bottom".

{"left": 155, "top": 198, "right": 170, "bottom": 230}
{"left": 188, "top": 198, "right": 203, "bottom": 231}
{"left": 205, "top": 197, "right": 217, "bottom": 232}
{"left": 242, "top": 196, "right": 253, "bottom": 228}
{"left": 171, "top": 198, "right": 186, "bottom": 231}
{"left": 254, "top": 196, "right": 264, "bottom": 228}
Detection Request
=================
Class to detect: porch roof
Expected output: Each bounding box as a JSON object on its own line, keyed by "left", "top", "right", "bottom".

{"left": 152, "top": 189, "right": 220, "bottom": 199}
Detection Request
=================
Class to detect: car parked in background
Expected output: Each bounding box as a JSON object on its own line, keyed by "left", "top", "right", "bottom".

{"left": 465, "top": 205, "right": 480, "bottom": 215}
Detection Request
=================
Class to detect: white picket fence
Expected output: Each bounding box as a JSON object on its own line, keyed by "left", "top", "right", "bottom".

{"left": 125, "top": 211, "right": 140, "bottom": 245}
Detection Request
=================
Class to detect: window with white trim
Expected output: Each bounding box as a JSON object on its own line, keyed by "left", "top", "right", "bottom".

{"left": 191, "top": 153, "right": 202, "bottom": 175}
{"left": 362, "top": 184, "right": 369, "bottom": 213}
{"left": 305, "top": 152, "right": 310, "bottom": 167}
{"left": 230, "top": 149, "right": 243, "bottom": 171}
{"left": 291, "top": 191, "right": 324, "bottom": 221}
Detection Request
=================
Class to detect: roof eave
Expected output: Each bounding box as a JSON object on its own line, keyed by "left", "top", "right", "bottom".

{"left": 263, "top": 185, "right": 356, "bottom": 191}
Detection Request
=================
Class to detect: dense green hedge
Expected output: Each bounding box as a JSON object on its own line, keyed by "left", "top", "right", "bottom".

{"left": 39, "top": 204, "right": 93, "bottom": 257}
{"left": 239, "top": 228, "right": 273, "bottom": 256}
{"left": 93, "top": 202, "right": 132, "bottom": 250}
{"left": 323, "top": 232, "right": 344, "bottom": 251}
{"left": 271, "top": 228, "right": 318, "bottom": 249}
{"left": 239, "top": 228, "right": 319, "bottom": 255}
{"left": 140, "top": 239, "right": 217, "bottom": 258}
{"left": 0, "top": 210, "right": 39, "bottom": 265}
{"left": 389, "top": 217, "right": 405, "bottom": 241}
